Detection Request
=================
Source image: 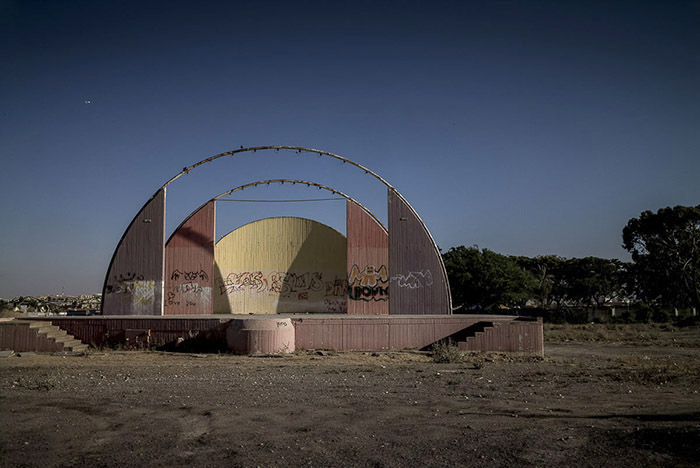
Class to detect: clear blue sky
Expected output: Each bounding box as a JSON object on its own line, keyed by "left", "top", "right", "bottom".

{"left": 1, "top": 0, "right": 698, "bottom": 297}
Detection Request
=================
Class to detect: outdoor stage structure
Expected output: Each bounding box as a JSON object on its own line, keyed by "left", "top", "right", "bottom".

{"left": 102, "top": 146, "right": 451, "bottom": 318}
{"left": 36, "top": 146, "right": 542, "bottom": 355}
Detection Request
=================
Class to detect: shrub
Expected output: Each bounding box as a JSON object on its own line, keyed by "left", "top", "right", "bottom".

{"left": 431, "top": 340, "right": 463, "bottom": 363}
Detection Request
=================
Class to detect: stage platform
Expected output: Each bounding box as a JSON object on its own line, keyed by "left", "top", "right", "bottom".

{"left": 25, "top": 314, "right": 544, "bottom": 356}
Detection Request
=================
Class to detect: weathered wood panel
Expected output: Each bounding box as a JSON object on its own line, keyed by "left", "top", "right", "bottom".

{"left": 214, "top": 217, "right": 348, "bottom": 314}
{"left": 388, "top": 189, "right": 450, "bottom": 315}
{"left": 103, "top": 189, "right": 165, "bottom": 315}
{"left": 346, "top": 200, "right": 389, "bottom": 315}
{"left": 164, "top": 201, "right": 215, "bottom": 315}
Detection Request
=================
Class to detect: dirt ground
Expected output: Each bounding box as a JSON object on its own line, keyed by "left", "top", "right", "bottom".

{"left": 1, "top": 324, "right": 699, "bottom": 468}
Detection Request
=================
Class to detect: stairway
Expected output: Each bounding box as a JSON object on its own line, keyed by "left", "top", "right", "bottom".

{"left": 457, "top": 321, "right": 499, "bottom": 352}
{"left": 456, "top": 319, "right": 543, "bottom": 355}
{"left": 0, "top": 319, "right": 88, "bottom": 353}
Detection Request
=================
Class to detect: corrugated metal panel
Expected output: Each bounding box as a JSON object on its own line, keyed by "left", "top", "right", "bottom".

{"left": 388, "top": 189, "right": 450, "bottom": 315}
{"left": 0, "top": 322, "right": 78, "bottom": 352}
{"left": 343, "top": 318, "right": 390, "bottom": 350}
{"left": 458, "top": 320, "right": 544, "bottom": 356}
{"left": 293, "top": 318, "right": 344, "bottom": 349}
{"left": 346, "top": 200, "right": 389, "bottom": 315}
{"left": 46, "top": 317, "right": 227, "bottom": 347}
{"left": 214, "top": 217, "right": 348, "bottom": 314}
{"left": 102, "top": 189, "right": 166, "bottom": 316}
{"left": 36, "top": 315, "right": 543, "bottom": 354}
{"left": 164, "top": 201, "right": 215, "bottom": 316}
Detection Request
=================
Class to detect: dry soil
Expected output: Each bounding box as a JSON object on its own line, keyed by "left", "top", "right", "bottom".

{"left": 1, "top": 324, "right": 699, "bottom": 467}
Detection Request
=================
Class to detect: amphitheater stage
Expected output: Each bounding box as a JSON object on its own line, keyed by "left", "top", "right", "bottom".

{"left": 23, "top": 314, "right": 544, "bottom": 356}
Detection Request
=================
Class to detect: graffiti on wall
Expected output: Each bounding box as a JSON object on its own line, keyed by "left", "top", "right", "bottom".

{"left": 348, "top": 264, "right": 388, "bottom": 301}
{"left": 217, "top": 271, "right": 348, "bottom": 299}
{"left": 324, "top": 299, "right": 348, "bottom": 313}
{"left": 390, "top": 270, "right": 433, "bottom": 289}
{"left": 171, "top": 269, "right": 209, "bottom": 282}
{"left": 165, "top": 269, "right": 212, "bottom": 309}
{"left": 104, "top": 273, "right": 156, "bottom": 306}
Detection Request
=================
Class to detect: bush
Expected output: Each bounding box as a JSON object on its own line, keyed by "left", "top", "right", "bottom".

{"left": 634, "top": 305, "right": 653, "bottom": 323}
{"left": 652, "top": 307, "right": 672, "bottom": 323}
{"left": 431, "top": 340, "right": 463, "bottom": 363}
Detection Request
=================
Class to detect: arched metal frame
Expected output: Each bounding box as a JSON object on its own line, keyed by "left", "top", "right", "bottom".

{"left": 101, "top": 146, "right": 451, "bottom": 315}
{"left": 212, "top": 179, "right": 386, "bottom": 232}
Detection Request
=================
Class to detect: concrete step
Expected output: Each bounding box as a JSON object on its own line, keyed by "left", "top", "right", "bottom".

{"left": 41, "top": 329, "right": 69, "bottom": 337}
{"left": 1, "top": 320, "right": 87, "bottom": 353}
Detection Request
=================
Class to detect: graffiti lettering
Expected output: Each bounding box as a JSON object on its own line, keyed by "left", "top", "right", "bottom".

{"left": 171, "top": 269, "right": 209, "bottom": 282}
{"left": 217, "top": 271, "right": 347, "bottom": 298}
{"left": 165, "top": 269, "right": 211, "bottom": 309}
{"left": 390, "top": 270, "right": 433, "bottom": 289}
{"left": 348, "top": 264, "right": 389, "bottom": 301}
{"left": 325, "top": 277, "right": 348, "bottom": 297}
{"left": 349, "top": 285, "right": 389, "bottom": 301}
{"left": 218, "top": 271, "right": 267, "bottom": 295}
{"left": 105, "top": 274, "right": 148, "bottom": 295}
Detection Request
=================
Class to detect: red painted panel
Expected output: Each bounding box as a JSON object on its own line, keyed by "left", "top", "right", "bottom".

{"left": 37, "top": 315, "right": 543, "bottom": 355}
{"left": 343, "top": 319, "right": 390, "bottom": 350}
{"left": 293, "top": 319, "right": 343, "bottom": 349}
{"left": 434, "top": 318, "right": 479, "bottom": 341}
{"left": 388, "top": 318, "right": 435, "bottom": 349}
{"left": 388, "top": 190, "right": 451, "bottom": 315}
{"left": 102, "top": 189, "right": 166, "bottom": 315}
{"left": 346, "top": 201, "right": 389, "bottom": 315}
{"left": 164, "top": 201, "right": 215, "bottom": 315}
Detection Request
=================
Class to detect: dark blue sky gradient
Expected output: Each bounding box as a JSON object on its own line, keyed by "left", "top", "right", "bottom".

{"left": 1, "top": 1, "right": 698, "bottom": 296}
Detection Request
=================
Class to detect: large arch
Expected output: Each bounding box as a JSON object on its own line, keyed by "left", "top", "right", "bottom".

{"left": 163, "top": 179, "right": 387, "bottom": 316}
{"left": 101, "top": 147, "right": 451, "bottom": 316}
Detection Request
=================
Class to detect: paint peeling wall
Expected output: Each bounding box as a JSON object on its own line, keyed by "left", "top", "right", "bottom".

{"left": 346, "top": 201, "right": 389, "bottom": 315}
{"left": 103, "top": 189, "right": 166, "bottom": 316}
{"left": 214, "top": 217, "right": 348, "bottom": 314}
{"left": 388, "top": 189, "right": 450, "bottom": 315}
{"left": 164, "top": 200, "right": 215, "bottom": 316}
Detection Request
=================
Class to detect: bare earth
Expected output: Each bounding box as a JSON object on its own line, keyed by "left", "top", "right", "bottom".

{"left": 1, "top": 324, "right": 698, "bottom": 468}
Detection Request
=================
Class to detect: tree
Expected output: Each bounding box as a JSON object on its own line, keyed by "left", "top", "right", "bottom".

{"left": 514, "top": 255, "right": 566, "bottom": 307}
{"left": 443, "top": 246, "right": 536, "bottom": 310}
{"left": 562, "top": 257, "right": 627, "bottom": 310}
{"left": 622, "top": 205, "right": 700, "bottom": 309}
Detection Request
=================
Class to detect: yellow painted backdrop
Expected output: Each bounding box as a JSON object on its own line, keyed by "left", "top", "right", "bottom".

{"left": 214, "top": 217, "right": 347, "bottom": 314}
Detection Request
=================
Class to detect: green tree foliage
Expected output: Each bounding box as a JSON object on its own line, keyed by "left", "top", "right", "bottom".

{"left": 562, "top": 257, "right": 627, "bottom": 309}
{"left": 515, "top": 256, "right": 629, "bottom": 309}
{"left": 442, "top": 246, "right": 536, "bottom": 310}
{"left": 622, "top": 205, "right": 700, "bottom": 309}
{"left": 513, "top": 255, "right": 566, "bottom": 306}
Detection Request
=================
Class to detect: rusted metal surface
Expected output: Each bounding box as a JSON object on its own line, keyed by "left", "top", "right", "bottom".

{"left": 102, "top": 189, "right": 165, "bottom": 316}
{"left": 388, "top": 189, "right": 451, "bottom": 315}
{"left": 164, "top": 200, "right": 215, "bottom": 316}
{"left": 346, "top": 200, "right": 389, "bottom": 315}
